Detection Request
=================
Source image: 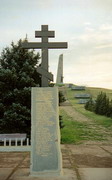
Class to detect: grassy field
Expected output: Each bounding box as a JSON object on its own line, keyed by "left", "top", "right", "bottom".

{"left": 66, "top": 86, "right": 112, "bottom": 103}
{"left": 60, "top": 86, "right": 112, "bottom": 144}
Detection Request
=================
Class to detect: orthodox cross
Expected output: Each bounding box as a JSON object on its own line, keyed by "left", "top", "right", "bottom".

{"left": 22, "top": 25, "right": 68, "bottom": 87}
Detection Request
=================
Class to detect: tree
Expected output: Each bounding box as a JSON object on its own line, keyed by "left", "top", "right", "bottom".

{"left": 94, "top": 92, "right": 110, "bottom": 116}
{"left": 107, "top": 99, "right": 112, "bottom": 117}
{"left": 85, "top": 98, "right": 95, "bottom": 112}
{"left": 0, "top": 39, "right": 41, "bottom": 135}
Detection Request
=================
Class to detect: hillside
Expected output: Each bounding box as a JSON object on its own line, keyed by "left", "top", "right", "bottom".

{"left": 59, "top": 85, "right": 112, "bottom": 144}
{"left": 84, "top": 86, "right": 112, "bottom": 99}
{"left": 65, "top": 85, "right": 112, "bottom": 101}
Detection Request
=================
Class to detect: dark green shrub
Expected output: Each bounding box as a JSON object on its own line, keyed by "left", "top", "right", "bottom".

{"left": 85, "top": 98, "right": 95, "bottom": 112}
{"left": 59, "top": 91, "right": 66, "bottom": 105}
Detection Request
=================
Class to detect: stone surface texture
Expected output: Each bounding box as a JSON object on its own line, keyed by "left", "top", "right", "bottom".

{"left": 31, "top": 87, "right": 62, "bottom": 176}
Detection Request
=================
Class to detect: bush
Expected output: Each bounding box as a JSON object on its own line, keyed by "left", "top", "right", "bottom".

{"left": 85, "top": 91, "right": 112, "bottom": 118}
{"left": 59, "top": 91, "right": 66, "bottom": 105}
{"left": 85, "top": 98, "right": 95, "bottom": 112}
{"left": 59, "top": 115, "right": 65, "bottom": 129}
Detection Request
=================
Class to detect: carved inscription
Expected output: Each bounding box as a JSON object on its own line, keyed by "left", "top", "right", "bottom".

{"left": 31, "top": 87, "right": 63, "bottom": 174}
{"left": 35, "top": 90, "right": 56, "bottom": 156}
{"left": 36, "top": 91, "right": 53, "bottom": 101}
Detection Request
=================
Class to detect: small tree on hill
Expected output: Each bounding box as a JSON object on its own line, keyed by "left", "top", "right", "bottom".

{"left": 0, "top": 40, "right": 41, "bottom": 135}
{"left": 94, "top": 92, "right": 110, "bottom": 116}
{"left": 85, "top": 98, "right": 95, "bottom": 112}
{"left": 85, "top": 92, "right": 112, "bottom": 118}
{"left": 108, "top": 99, "right": 112, "bottom": 117}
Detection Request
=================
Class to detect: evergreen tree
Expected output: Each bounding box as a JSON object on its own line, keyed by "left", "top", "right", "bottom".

{"left": 108, "top": 100, "right": 112, "bottom": 117}
{"left": 85, "top": 91, "right": 112, "bottom": 118}
{"left": 0, "top": 40, "right": 41, "bottom": 135}
{"left": 94, "top": 92, "right": 110, "bottom": 116}
{"left": 85, "top": 97, "right": 95, "bottom": 112}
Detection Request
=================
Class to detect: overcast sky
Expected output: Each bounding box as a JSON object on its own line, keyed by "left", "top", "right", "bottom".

{"left": 0, "top": 0, "right": 112, "bottom": 89}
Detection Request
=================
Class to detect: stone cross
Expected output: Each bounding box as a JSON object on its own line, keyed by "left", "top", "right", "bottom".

{"left": 22, "top": 25, "right": 67, "bottom": 87}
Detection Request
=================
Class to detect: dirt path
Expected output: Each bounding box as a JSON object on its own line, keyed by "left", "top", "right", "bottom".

{"left": 60, "top": 104, "right": 91, "bottom": 122}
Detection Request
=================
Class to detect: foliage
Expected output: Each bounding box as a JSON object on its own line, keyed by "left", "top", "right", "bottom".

{"left": 59, "top": 91, "right": 66, "bottom": 128}
{"left": 0, "top": 39, "right": 41, "bottom": 135}
{"left": 59, "top": 91, "right": 66, "bottom": 105}
{"left": 85, "top": 98, "right": 95, "bottom": 112}
{"left": 85, "top": 92, "right": 112, "bottom": 118}
{"left": 66, "top": 87, "right": 112, "bottom": 129}
{"left": 95, "top": 92, "right": 109, "bottom": 115}
{"left": 59, "top": 115, "right": 65, "bottom": 129}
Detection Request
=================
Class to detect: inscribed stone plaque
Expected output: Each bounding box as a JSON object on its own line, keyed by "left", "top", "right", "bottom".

{"left": 31, "top": 87, "right": 62, "bottom": 176}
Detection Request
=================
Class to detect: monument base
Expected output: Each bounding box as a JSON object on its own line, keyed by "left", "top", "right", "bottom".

{"left": 30, "top": 169, "right": 63, "bottom": 177}
{"left": 15, "top": 168, "right": 76, "bottom": 180}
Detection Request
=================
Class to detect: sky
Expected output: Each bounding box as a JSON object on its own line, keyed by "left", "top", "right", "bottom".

{"left": 0, "top": 0, "right": 112, "bottom": 89}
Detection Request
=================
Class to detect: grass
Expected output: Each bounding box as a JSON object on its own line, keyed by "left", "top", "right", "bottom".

{"left": 86, "top": 87, "right": 112, "bottom": 99}
{"left": 66, "top": 87, "right": 112, "bottom": 130}
{"left": 80, "top": 110, "right": 112, "bottom": 129}
{"left": 60, "top": 109, "right": 107, "bottom": 144}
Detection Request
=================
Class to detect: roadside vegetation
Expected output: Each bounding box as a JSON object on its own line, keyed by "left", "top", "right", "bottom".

{"left": 60, "top": 109, "right": 107, "bottom": 144}
{"left": 85, "top": 92, "right": 112, "bottom": 117}
{"left": 66, "top": 87, "right": 112, "bottom": 129}
{"left": 60, "top": 86, "right": 112, "bottom": 144}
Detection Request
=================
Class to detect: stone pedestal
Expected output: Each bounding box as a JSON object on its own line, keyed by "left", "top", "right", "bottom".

{"left": 31, "top": 87, "right": 62, "bottom": 177}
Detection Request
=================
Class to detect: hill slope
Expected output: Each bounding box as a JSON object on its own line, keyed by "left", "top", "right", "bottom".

{"left": 59, "top": 85, "right": 112, "bottom": 144}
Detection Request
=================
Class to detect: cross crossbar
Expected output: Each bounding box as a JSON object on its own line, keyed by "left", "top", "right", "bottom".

{"left": 22, "top": 42, "right": 67, "bottom": 49}
{"left": 35, "top": 31, "right": 55, "bottom": 38}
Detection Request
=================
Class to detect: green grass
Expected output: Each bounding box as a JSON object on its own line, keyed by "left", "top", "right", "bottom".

{"left": 80, "top": 109, "right": 112, "bottom": 129}
{"left": 60, "top": 109, "right": 106, "bottom": 144}
{"left": 86, "top": 87, "right": 112, "bottom": 99}
{"left": 67, "top": 86, "right": 112, "bottom": 101}
{"left": 66, "top": 87, "right": 112, "bottom": 130}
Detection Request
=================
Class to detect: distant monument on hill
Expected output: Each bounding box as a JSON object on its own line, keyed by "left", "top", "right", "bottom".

{"left": 56, "top": 54, "right": 63, "bottom": 84}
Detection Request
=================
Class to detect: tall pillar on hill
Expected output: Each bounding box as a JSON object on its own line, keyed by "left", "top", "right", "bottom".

{"left": 56, "top": 54, "right": 63, "bottom": 84}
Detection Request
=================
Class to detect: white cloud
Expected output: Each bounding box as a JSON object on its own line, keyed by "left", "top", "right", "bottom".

{"left": 70, "top": 23, "right": 112, "bottom": 53}
{"left": 92, "top": 0, "right": 112, "bottom": 10}
{"left": 99, "top": 24, "right": 112, "bottom": 31}
{"left": 63, "top": 56, "right": 112, "bottom": 89}
{"left": 95, "top": 44, "right": 112, "bottom": 49}
{"left": 83, "top": 22, "right": 92, "bottom": 26}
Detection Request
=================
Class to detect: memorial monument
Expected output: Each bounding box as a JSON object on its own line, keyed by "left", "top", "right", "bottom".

{"left": 22, "top": 25, "right": 68, "bottom": 177}
{"left": 22, "top": 25, "right": 67, "bottom": 87}
{"left": 56, "top": 54, "right": 63, "bottom": 84}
